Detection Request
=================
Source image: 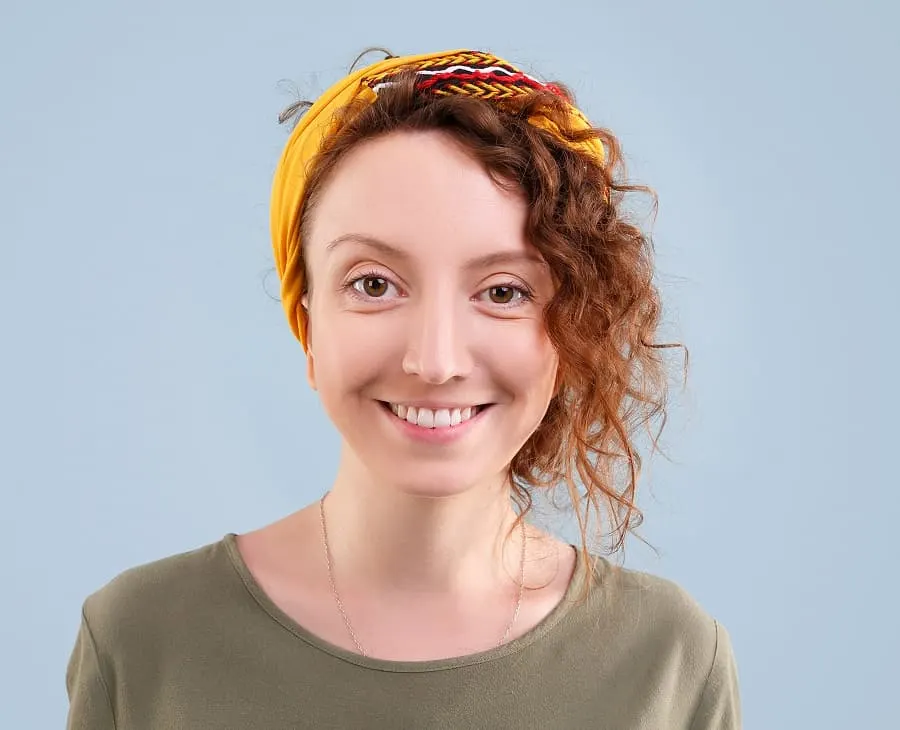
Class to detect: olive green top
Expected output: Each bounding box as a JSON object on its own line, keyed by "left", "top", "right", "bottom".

{"left": 66, "top": 534, "right": 741, "bottom": 729}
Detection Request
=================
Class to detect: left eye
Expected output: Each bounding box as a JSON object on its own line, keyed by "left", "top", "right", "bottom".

{"left": 480, "top": 284, "right": 530, "bottom": 306}
{"left": 487, "top": 285, "right": 518, "bottom": 304}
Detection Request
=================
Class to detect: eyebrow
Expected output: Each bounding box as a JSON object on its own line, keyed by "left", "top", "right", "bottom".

{"left": 325, "top": 233, "right": 546, "bottom": 270}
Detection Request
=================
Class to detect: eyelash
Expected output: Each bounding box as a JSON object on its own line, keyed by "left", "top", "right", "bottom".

{"left": 341, "top": 269, "right": 398, "bottom": 300}
{"left": 342, "top": 270, "right": 535, "bottom": 308}
{"left": 481, "top": 282, "right": 535, "bottom": 307}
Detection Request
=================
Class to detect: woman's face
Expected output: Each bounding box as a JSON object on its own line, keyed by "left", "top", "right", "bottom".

{"left": 303, "top": 130, "right": 558, "bottom": 498}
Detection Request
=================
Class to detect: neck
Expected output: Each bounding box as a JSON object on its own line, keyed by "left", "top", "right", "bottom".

{"left": 322, "top": 454, "right": 524, "bottom": 595}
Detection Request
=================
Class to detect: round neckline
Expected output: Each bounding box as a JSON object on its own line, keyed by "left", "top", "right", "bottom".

{"left": 222, "top": 531, "right": 592, "bottom": 673}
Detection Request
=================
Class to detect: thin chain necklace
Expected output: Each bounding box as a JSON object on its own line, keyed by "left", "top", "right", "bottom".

{"left": 319, "top": 493, "right": 527, "bottom": 658}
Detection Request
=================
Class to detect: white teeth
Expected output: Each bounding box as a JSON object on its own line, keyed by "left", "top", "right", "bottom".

{"left": 388, "top": 403, "right": 481, "bottom": 429}
{"left": 416, "top": 408, "right": 434, "bottom": 427}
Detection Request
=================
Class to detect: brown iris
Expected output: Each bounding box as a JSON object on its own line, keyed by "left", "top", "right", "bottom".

{"left": 488, "top": 285, "right": 516, "bottom": 304}
{"left": 362, "top": 277, "right": 389, "bottom": 297}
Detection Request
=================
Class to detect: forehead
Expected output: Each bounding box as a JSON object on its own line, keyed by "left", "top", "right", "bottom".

{"left": 305, "top": 130, "right": 531, "bottom": 263}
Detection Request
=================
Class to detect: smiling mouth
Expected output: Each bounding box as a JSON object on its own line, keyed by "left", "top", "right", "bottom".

{"left": 378, "top": 401, "right": 492, "bottom": 429}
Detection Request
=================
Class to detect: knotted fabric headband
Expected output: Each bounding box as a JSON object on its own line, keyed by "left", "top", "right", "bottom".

{"left": 270, "top": 49, "right": 606, "bottom": 349}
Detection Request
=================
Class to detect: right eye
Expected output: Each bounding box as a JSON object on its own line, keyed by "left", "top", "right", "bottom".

{"left": 349, "top": 275, "right": 398, "bottom": 299}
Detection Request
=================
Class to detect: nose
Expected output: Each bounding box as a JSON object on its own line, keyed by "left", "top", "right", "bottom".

{"left": 401, "top": 290, "right": 474, "bottom": 384}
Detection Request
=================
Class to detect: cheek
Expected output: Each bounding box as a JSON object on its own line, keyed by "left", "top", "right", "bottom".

{"left": 484, "top": 320, "right": 559, "bottom": 400}
{"left": 307, "top": 305, "right": 400, "bottom": 395}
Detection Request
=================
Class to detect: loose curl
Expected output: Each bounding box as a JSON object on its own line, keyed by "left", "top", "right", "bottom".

{"left": 279, "top": 51, "right": 687, "bottom": 597}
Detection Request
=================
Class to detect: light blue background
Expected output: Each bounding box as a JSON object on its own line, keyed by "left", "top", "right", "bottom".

{"left": 2, "top": 1, "right": 897, "bottom": 727}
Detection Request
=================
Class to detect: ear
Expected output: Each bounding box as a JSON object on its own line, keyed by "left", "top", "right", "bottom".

{"left": 301, "top": 294, "right": 316, "bottom": 391}
{"left": 305, "top": 349, "right": 317, "bottom": 391}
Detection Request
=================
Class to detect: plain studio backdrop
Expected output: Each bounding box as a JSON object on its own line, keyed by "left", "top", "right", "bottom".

{"left": 1, "top": 0, "right": 897, "bottom": 727}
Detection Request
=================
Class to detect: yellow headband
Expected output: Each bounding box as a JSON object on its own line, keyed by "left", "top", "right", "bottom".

{"left": 270, "top": 49, "right": 605, "bottom": 349}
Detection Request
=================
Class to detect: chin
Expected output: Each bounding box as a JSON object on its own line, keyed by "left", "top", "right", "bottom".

{"left": 340, "top": 440, "right": 515, "bottom": 501}
{"left": 372, "top": 461, "right": 499, "bottom": 501}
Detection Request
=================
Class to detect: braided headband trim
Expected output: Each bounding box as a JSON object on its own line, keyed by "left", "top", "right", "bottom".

{"left": 271, "top": 49, "right": 605, "bottom": 348}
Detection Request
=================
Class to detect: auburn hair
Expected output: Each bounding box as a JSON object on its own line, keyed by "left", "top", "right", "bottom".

{"left": 279, "top": 51, "right": 686, "bottom": 596}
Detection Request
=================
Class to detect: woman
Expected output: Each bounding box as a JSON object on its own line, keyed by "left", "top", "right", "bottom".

{"left": 67, "top": 49, "right": 741, "bottom": 728}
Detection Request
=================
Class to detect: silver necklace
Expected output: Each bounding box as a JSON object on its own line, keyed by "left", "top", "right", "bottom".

{"left": 319, "top": 494, "right": 527, "bottom": 658}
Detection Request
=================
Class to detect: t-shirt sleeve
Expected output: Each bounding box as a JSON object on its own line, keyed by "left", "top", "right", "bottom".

{"left": 66, "top": 608, "right": 117, "bottom": 730}
{"left": 689, "top": 619, "right": 742, "bottom": 729}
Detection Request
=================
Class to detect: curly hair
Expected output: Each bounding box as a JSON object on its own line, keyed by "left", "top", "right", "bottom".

{"left": 279, "top": 51, "right": 686, "bottom": 596}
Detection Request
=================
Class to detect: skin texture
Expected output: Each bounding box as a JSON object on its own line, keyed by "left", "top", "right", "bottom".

{"left": 237, "top": 130, "right": 576, "bottom": 661}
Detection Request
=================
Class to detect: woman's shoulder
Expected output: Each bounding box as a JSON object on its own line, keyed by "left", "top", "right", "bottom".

{"left": 581, "top": 553, "right": 734, "bottom": 666}
{"left": 78, "top": 535, "right": 236, "bottom": 643}
{"left": 566, "top": 555, "right": 740, "bottom": 724}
